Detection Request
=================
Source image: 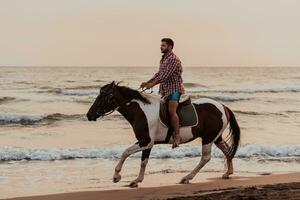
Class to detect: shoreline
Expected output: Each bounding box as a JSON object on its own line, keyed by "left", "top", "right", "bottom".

{"left": 4, "top": 172, "right": 300, "bottom": 200}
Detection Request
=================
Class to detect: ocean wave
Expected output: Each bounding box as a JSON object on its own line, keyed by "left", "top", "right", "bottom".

{"left": 74, "top": 99, "right": 93, "bottom": 104}
{"left": 93, "top": 79, "right": 106, "bottom": 83}
{"left": 14, "top": 81, "right": 34, "bottom": 85}
{"left": 38, "top": 88, "right": 98, "bottom": 97}
{"left": 60, "top": 90, "right": 98, "bottom": 96}
{"left": 0, "top": 96, "right": 28, "bottom": 104}
{"left": 0, "top": 144, "right": 299, "bottom": 162}
{"left": 285, "top": 110, "right": 300, "bottom": 114}
{"left": 186, "top": 84, "right": 300, "bottom": 94}
{"left": 0, "top": 113, "right": 84, "bottom": 125}
{"left": 183, "top": 83, "right": 208, "bottom": 88}
{"left": 64, "top": 85, "right": 100, "bottom": 90}
{"left": 233, "top": 110, "right": 287, "bottom": 116}
{"left": 190, "top": 94, "right": 252, "bottom": 102}
{"left": 0, "top": 97, "right": 16, "bottom": 104}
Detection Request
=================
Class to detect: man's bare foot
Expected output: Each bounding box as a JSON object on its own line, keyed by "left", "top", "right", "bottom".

{"left": 172, "top": 135, "right": 181, "bottom": 149}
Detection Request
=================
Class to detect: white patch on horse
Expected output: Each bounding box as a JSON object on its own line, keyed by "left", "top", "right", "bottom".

{"left": 131, "top": 95, "right": 160, "bottom": 141}
{"left": 132, "top": 95, "right": 194, "bottom": 144}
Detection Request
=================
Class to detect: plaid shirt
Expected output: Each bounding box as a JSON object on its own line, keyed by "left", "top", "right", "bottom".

{"left": 147, "top": 51, "right": 185, "bottom": 97}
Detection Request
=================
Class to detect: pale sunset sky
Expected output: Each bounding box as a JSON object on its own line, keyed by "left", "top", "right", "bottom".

{"left": 1, "top": 0, "right": 300, "bottom": 67}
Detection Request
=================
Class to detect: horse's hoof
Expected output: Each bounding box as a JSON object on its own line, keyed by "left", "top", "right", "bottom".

{"left": 222, "top": 173, "right": 230, "bottom": 179}
{"left": 128, "top": 181, "right": 138, "bottom": 188}
{"left": 179, "top": 178, "right": 190, "bottom": 184}
{"left": 113, "top": 174, "right": 121, "bottom": 183}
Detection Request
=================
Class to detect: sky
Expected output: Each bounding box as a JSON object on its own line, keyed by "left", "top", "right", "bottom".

{"left": 1, "top": 0, "right": 300, "bottom": 67}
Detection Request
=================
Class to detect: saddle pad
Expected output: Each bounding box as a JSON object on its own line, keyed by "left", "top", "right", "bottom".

{"left": 159, "top": 103, "right": 198, "bottom": 128}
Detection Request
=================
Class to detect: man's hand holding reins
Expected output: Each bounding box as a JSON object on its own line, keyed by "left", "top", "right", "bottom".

{"left": 139, "top": 81, "right": 157, "bottom": 90}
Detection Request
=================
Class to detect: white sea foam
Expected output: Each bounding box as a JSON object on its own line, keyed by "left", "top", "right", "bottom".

{"left": 60, "top": 89, "right": 98, "bottom": 96}
{"left": 0, "top": 114, "right": 45, "bottom": 124}
{"left": 0, "top": 144, "right": 299, "bottom": 162}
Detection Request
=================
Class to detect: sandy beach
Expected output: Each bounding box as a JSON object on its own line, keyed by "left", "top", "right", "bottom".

{"left": 4, "top": 172, "right": 299, "bottom": 200}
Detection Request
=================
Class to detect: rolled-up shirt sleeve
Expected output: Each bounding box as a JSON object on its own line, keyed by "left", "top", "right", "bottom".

{"left": 148, "top": 57, "right": 177, "bottom": 84}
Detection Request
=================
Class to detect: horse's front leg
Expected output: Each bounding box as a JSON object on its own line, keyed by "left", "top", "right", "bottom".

{"left": 113, "top": 141, "right": 153, "bottom": 183}
{"left": 128, "top": 148, "right": 152, "bottom": 188}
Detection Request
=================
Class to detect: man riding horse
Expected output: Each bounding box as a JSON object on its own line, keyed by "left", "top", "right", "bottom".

{"left": 86, "top": 38, "right": 241, "bottom": 187}
{"left": 140, "top": 38, "right": 185, "bottom": 148}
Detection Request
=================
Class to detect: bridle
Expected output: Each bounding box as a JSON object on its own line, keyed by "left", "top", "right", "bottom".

{"left": 95, "top": 87, "right": 153, "bottom": 118}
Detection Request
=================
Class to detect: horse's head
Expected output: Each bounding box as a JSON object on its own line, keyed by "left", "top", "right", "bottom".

{"left": 86, "top": 81, "right": 152, "bottom": 121}
{"left": 86, "top": 81, "right": 120, "bottom": 121}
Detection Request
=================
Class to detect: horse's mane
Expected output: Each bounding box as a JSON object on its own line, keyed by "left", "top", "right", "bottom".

{"left": 117, "top": 85, "right": 151, "bottom": 104}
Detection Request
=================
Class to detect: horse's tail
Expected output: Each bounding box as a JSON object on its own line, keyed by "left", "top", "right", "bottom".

{"left": 224, "top": 106, "right": 241, "bottom": 160}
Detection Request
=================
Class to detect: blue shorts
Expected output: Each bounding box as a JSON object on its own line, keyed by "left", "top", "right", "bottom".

{"left": 168, "top": 92, "right": 181, "bottom": 102}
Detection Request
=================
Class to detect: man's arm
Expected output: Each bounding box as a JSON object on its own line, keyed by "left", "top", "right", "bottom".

{"left": 140, "top": 56, "right": 178, "bottom": 89}
{"left": 147, "top": 72, "right": 159, "bottom": 84}
{"left": 148, "top": 57, "right": 178, "bottom": 85}
{"left": 139, "top": 72, "right": 159, "bottom": 89}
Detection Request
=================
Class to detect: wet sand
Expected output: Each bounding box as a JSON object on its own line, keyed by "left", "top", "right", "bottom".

{"left": 4, "top": 172, "right": 300, "bottom": 200}
{"left": 169, "top": 182, "right": 300, "bottom": 200}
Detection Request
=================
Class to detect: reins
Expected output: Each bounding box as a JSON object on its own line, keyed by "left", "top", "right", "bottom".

{"left": 138, "top": 87, "right": 153, "bottom": 93}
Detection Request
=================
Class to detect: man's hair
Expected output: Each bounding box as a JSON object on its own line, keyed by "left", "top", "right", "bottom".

{"left": 161, "top": 38, "right": 174, "bottom": 49}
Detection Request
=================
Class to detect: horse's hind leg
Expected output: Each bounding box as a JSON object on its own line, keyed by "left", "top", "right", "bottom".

{"left": 179, "top": 142, "right": 212, "bottom": 184}
{"left": 214, "top": 137, "right": 233, "bottom": 179}
{"left": 128, "top": 148, "right": 152, "bottom": 188}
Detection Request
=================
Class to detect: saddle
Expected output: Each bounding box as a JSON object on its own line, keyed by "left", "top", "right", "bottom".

{"left": 159, "top": 94, "right": 198, "bottom": 128}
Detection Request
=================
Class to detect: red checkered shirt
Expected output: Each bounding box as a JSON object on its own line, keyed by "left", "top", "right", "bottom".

{"left": 147, "top": 51, "right": 185, "bottom": 97}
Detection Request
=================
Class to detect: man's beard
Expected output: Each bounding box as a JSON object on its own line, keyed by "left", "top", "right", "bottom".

{"left": 161, "top": 49, "right": 168, "bottom": 53}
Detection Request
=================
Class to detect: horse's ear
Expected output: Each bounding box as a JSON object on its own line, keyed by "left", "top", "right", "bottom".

{"left": 110, "top": 81, "right": 116, "bottom": 91}
{"left": 116, "top": 81, "right": 123, "bottom": 86}
{"left": 111, "top": 81, "right": 118, "bottom": 92}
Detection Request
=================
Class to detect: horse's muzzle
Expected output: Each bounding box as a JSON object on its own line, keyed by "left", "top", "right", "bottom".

{"left": 86, "top": 113, "right": 97, "bottom": 121}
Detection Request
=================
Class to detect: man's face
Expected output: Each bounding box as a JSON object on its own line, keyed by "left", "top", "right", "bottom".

{"left": 160, "top": 41, "right": 172, "bottom": 53}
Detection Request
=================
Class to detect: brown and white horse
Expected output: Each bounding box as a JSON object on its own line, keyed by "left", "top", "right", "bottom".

{"left": 86, "top": 81, "right": 241, "bottom": 187}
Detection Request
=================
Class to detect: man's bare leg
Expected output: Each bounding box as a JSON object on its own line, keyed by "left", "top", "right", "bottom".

{"left": 169, "top": 100, "right": 181, "bottom": 148}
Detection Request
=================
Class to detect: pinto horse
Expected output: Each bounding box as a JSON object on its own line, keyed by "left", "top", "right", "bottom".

{"left": 86, "top": 81, "right": 240, "bottom": 187}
